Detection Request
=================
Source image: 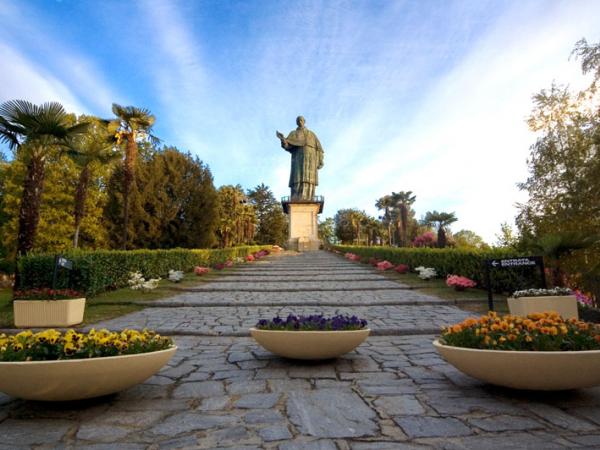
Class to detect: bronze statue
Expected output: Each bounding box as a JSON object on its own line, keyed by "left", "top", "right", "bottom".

{"left": 276, "top": 116, "right": 324, "bottom": 200}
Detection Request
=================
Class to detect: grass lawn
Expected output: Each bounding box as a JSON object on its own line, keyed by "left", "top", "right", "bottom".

{"left": 0, "top": 270, "right": 223, "bottom": 329}
{"left": 379, "top": 269, "right": 510, "bottom": 314}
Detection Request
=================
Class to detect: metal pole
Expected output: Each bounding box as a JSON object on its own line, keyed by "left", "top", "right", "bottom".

{"left": 52, "top": 255, "right": 59, "bottom": 291}
{"left": 539, "top": 257, "right": 547, "bottom": 289}
{"left": 485, "top": 263, "right": 494, "bottom": 311}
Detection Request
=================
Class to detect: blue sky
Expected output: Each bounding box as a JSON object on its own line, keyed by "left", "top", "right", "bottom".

{"left": 1, "top": 0, "right": 598, "bottom": 242}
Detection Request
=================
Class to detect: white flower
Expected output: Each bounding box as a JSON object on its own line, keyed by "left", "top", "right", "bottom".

{"left": 512, "top": 287, "right": 572, "bottom": 298}
{"left": 416, "top": 267, "right": 437, "bottom": 280}
{"left": 128, "top": 271, "right": 161, "bottom": 291}
{"left": 168, "top": 270, "right": 184, "bottom": 283}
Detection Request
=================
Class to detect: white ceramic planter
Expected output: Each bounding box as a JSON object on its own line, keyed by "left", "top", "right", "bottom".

{"left": 250, "top": 328, "right": 370, "bottom": 360}
{"left": 433, "top": 339, "right": 600, "bottom": 390}
{"left": 0, "top": 346, "right": 177, "bottom": 401}
{"left": 507, "top": 295, "right": 578, "bottom": 320}
{"left": 13, "top": 298, "right": 86, "bottom": 328}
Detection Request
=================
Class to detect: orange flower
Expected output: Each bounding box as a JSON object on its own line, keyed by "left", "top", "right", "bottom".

{"left": 500, "top": 322, "right": 510, "bottom": 332}
{"left": 451, "top": 324, "right": 463, "bottom": 333}
{"left": 490, "top": 324, "right": 501, "bottom": 332}
{"left": 508, "top": 334, "right": 517, "bottom": 342}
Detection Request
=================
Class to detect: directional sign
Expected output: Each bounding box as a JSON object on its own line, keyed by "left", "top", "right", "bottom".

{"left": 484, "top": 256, "right": 546, "bottom": 312}
{"left": 57, "top": 256, "right": 73, "bottom": 270}
{"left": 487, "top": 256, "right": 542, "bottom": 269}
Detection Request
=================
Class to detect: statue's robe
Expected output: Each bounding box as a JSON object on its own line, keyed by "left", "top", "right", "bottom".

{"left": 283, "top": 127, "right": 324, "bottom": 199}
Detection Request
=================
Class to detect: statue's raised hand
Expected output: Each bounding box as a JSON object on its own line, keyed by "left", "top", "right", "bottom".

{"left": 276, "top": 131, "right": 285, "bottom": 141}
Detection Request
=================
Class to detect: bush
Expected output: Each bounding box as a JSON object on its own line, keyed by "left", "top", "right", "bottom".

{"left": 18, "top": 246, "right": 270, "bottom": 297}
{"left": 332, "top": 245, "right": 541, "bottom": 294}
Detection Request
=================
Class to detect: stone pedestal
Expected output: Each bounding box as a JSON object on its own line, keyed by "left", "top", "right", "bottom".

{"left": 282, "top": 200, "right": 323, "bottom": 252}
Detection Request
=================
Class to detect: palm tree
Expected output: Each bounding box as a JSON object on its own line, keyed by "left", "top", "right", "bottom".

{"left": 0, "top": 101, "right": 88, "bottom": 265}
{"left": 391, "top": 191, "right": 416, "bottom": 247}
{"left": 422, "top": 210, "right": 457, "bottom": 248}
{"left": 529, "top": 232, "right": 600, "bottom": 287}
{"left": 67, "top": 119, "right": 119, "bottom": 248}
{"left": 375, "top": 195, "right": 393, "bottom": 245}
{"left": 107, "top": 104, "right": 158, "bottom": 249}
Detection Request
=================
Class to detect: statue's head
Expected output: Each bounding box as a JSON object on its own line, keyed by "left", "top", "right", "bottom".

{"left": 296, "top": 116, "right": 305, "bottom": 127}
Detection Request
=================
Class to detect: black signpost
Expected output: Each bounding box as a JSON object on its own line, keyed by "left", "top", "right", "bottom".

{"left": 52, "top": 255, "right": 74, "bottom": 290}
{"left": 484, "top": 256, "right": 546, "bottom": 311}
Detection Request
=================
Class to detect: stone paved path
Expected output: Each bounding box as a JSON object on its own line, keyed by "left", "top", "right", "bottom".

{"left": 2, "top": 250, "right": 600, "bottom": 449}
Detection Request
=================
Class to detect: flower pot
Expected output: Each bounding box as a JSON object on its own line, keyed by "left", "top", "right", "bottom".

{"left": 0, "top": 346, "right": 177, "bottom": 401}
{"left": 250, "top": 328, "right": 370, "bottom": 360}
{"left": 433, "top": 339, "right": 600, "bottom": 390}
{"left": 507, "top": 295, "right": 578, "bottom": 320}
{"left": 13, "top": 298, "right": 86, "bottom": 328}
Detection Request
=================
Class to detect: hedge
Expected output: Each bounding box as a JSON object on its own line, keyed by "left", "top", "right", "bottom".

{"left": 18, "top": 245, "right": 271, "bottom": 297}
{"left": 331, "top": 245, "right": 543, "bottom": 294}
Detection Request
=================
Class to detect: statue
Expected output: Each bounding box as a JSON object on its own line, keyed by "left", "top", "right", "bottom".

{"left": 276, "top": 116, "right": 324, "bottom": 200}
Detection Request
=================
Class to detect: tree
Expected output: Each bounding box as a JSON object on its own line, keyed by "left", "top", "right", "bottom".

{"left": 453, "top": 229, "right": 489, "bottom": 250}
{"left": 67, "top": 117, "right": 118, "bottom": 248}
{"left": 104, "top": 147, "right": 219, "bottom": 249}
{"left": 527, "top": 232, "right": 600, "bottom": 287}
{"left": 495, "top": 222, "right": 519, "bottom": 249}
{"left": 334, "top": 208, "right": 368, "bottom": 244}
{"left": 390, "top": 191, "right": 416, "bottom": 247}
{"left": 375, "top": 195, "right": 394, "bottom": 245}
{"left": 1, "top": 153, "right": 109, "bottom": 255}
{"left": 318, "top": 217, "right": 336, "bottom": 245}
{"left": 0, "top": 101, "right": 88, "bottom": 268}
{"left": 247, "top": 183, "right": 288, "bottom": 245}
{"left": 422, "top": 210, "right": 458, "bottom": 248}
{"left": 216, "top": 185, "right": 256, "bottom": 247}
{"left": 107, "top": 104, "right": 157, "bottom": 249}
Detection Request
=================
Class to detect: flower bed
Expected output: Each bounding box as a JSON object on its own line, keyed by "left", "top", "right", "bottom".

{"left": 0, "top": 328, "right": 176, "bottom": 401}
{"left": 435, "top": 312, "right": 600, "bottom": 390}
{"left": 256, "top": 314, "right": 367, "bottom": 331}
{"left": 394, "top": 264, "right": 409, "bottom": 274}
{"left": 440, "top": 312, "right": 600, "bottom": 351}
{"left": 194, "top": 266, "right": 210, "bottom": 275}
{"left": 251, "top": 315, "right": 370, "bottom": 360}
{"left": 13, "top": 288, "right": 83, "bottom": 301}
{"left": 376, "top": 260, "right": 394, "bottom": 271}
{"left": 446, "top": 275, "right": 477, "bottom": 291}
{"left": 0, "top": 328, "right": 174, "bottom": 361}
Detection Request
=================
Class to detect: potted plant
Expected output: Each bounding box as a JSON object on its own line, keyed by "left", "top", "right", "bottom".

{"left": 13, "top": 288, "right": 86, "bottom": 328}
{"left": 433, "top": 311, "right": 600, "bottom": 390}
{"left": 0, "top": 328, "right": 176, "bottom": 401}
{"left": 250, "top": 314, "right": 370, "bottom": 360}
{"left": 508, "top": 287, "right": 578, "bottom": 319}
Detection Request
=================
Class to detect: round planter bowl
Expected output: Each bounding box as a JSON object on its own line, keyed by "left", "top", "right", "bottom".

{"left": 0, "top": 346, "right": 177, "bottom": 401}
{"left": 250, "top": 328, "right": 370, "bottom": 360}
{"left": 433, "top": 340, "right": 600, "bottom": 390}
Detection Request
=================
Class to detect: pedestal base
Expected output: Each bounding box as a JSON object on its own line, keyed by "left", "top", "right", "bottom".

{"left": 283, "top": 201, "right": 322, "bottom": 252}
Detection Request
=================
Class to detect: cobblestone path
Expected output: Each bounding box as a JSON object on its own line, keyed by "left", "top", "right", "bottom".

{"left": 2, "top": 251, "right": 600, "bottom": 449}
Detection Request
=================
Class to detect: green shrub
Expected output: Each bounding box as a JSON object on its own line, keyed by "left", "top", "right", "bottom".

{"left": 18, "top": 246, "right": 270, "bottom": 297}
{"left": 332, "top": 245, "right": 542, "bottom": 294}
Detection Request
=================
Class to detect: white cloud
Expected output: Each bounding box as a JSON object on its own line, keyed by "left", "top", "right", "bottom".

{"left": 0, "top": 43, "right": 86, "bottom": 113}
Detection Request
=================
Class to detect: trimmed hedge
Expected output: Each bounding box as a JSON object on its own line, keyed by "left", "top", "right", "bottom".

{"left": 332, "top": 245, "right": 543, "bottom": 294}
{"left": 19, "top": 246, "right": 271, "bottom": 297}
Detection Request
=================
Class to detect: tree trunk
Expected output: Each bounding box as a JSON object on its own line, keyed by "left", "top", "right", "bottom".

{"left": 400, "top": 205, "right": 408, "bottom": 247}
{"left": 122, "top": 135, "right": 137, "bottom": 249}
{"left": 438, "top": 227, "right": 447, "bottom": 248}
{"left": 73, "top": 165, "right": 90, "bottom": 248}
{"left": 14, "top": 154, "right": 46, "bottom": 290}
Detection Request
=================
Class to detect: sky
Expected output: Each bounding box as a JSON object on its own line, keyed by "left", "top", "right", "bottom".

{"left": 1, "top": 0, "right": 598, "bottom": 243}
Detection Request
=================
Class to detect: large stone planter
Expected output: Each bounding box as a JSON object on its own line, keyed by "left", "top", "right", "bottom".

{"left": 507, "top": 295, "right": 578, "bottom": 320}
{"left": 13, "top": 298, "right": 86, "bottom": 328}
{"left": 0, "top": 346, "right": 177, "bottom": 401}
{"left": 433, "top": 339, "right": 600, "bottom": 390}
{"left": 250, "top": 328, "right": 370, "bottom": 360}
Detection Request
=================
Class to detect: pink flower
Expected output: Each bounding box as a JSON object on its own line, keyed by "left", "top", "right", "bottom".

{"left": 413, "top": 231, "right": 436, "bottom": 248}
{"left": 446, "top": 275, "right": 477, "bottom": 291}
{"left": 246, "top": 254, "right": 255, "bottom": 262}
{"left": 574, "top": 289, "right": 593, "bottom": 306}
{"left": 214, "top": 263, "right": 226, "bottom": 270}
{"left": 395, "top": 264, "right": 409, "bottom": 274}
{"left": 376, "top": 260, "right": 394, "bottom": 271}
{"left": 194, "top": 266, "right": 210, "bottom": 275}
{"left": 225, "top": 260, "right": 234, "bottom": 268}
